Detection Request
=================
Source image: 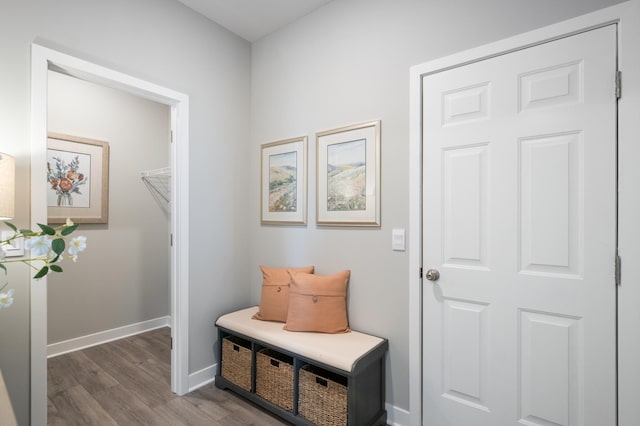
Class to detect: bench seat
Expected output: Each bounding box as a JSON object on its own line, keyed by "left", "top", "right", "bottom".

{"left": 215, "top": 306, "right": 388, "bottom": 425}
{"left": 216, "top": 306, "right": 384, "bottom": 373}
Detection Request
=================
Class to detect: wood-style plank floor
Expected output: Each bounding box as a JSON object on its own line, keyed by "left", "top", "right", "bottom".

{"left": 47, "top": 327, "right": 288, "bottom": 425}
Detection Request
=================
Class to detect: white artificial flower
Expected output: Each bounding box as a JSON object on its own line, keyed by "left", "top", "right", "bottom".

{"left": 65, "top": 218, "right": 74, "bottom": 227}
{"left": 68, "top": 236, "right": 87, "bottom": 262}
{"left": 0, "top": 288, "right": 14, "bottom": 308}
{"left": 25, "top": 236, "right": 52, "bottom": 257}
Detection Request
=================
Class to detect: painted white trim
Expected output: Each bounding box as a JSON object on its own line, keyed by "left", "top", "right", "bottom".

{"left": 408, "top": 60, "right": 423, "bottom": 426}
{"left": 386, "top": 403, "right": 410, "bottom": 426}
{"left": 188, "top": 364, "right": 217, "bottom": 392}
{"left": 614, "top": 2, "right": 640, "bottom": 425}
{"left": 170, "top": 94, "right": 191, "bottom": 398}
{"left": 47, "top": 317, "right": 171, "bottom": 358}
{"left": 30, "top": 43, "right": 50, "bottom": 426}
{"left": 30, "top": 44, "right": 191, "bottom": 424}
{"left": 409, "top": 2, "right": 637, "bottom": 425}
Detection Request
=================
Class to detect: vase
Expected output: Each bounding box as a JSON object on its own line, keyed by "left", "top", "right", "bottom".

{"left": 57, "top": 193, "right": 73, "bottom": 207}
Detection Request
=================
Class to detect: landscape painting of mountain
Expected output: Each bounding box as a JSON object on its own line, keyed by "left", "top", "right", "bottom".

{"left": 327, "top": 139, "right": 366, "bottom": 211}
{"left": 269, "top": 151, "right": 297, "bottom": 212}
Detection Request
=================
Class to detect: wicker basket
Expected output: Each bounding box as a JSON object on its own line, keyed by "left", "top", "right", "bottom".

{"left": 221, "top": 335, "right": 252, "bottom": 391}
{"left": 299, "top": 364, "right": 348, "bottom": 426}
{"left": 255, "top": 349, "right": 294, "bottom": 411}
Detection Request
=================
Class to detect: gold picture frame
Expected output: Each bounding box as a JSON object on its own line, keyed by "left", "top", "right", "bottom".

{"left": 260, "top": 136, "right": 308, "bottom": 225}
{"left": 47, "top": 133, "right": 110, "bottom": 224}
{"left": 316, "top": 120, "right": 381, "bottom": 227}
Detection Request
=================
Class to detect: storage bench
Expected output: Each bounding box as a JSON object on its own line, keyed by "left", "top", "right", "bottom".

{"left": 215, "top": 306, "right": 388, "bottom": 425}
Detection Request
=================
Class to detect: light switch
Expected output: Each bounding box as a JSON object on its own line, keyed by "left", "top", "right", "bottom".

{"left": 1, "top": 231, "right": 24, "bottom": 257}
{"left": 392, "top": 228, "right": 405, "bottom": 251}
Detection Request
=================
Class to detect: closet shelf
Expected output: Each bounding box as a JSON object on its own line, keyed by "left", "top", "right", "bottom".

{"left": 141, "top": 167, "right": 171, "bottom": 204}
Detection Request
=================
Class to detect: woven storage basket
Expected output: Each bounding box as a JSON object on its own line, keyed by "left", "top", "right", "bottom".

{"left": 255, "top": 349, "right": 294, "bottom": 411}
{"left": 299, "top": 364, "right": 348, "bottom": 426}
{"left": 221, "top": 335, "right": 252, "bottom": 391}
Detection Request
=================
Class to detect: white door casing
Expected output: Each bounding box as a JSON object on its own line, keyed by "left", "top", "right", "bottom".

{"left": 421, "top": 25, "right": 616, "bottom": 426}
{"left": 30, "top": 44, "right": 190, "bottom": 424}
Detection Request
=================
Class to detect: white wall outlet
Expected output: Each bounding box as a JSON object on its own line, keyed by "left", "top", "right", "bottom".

{"left": 1, "top": 230, "right": 24, "bottom": 257}
{"left": 392, "top": 228, "right": 406, "bottom": 251}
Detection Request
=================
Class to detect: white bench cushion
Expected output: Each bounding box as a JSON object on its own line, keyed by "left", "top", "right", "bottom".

{"left": 216, "top": 306, "right": 384, "bottom": 373}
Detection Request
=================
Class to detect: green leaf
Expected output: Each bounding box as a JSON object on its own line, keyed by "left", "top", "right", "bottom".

{"left": 20, "top": 229, "right": 35, "bottom": 236}
{"left": 0, "top": 263, "right": 6, "bottom": 274}
{"left": 52, "top": 238, "right": 65, "bottom": 255}
{"left": 51, "top": 254, "right": 60, "bottom": 264}
{"left": 50, "top": 265, "right": 63, "bottom": 273}
{"left": 3, "top": 221, "right": 17, "bottom": 232}
{"left": 38, "top": 224, "right": 56, "bottom": 236}
{"left": 34, "top": 266, "right": 49, "bottom": 279}
{"left": 61, "top": 224, "right": 79, "bottom": 236}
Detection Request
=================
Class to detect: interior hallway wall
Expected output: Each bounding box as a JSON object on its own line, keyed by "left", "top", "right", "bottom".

{"left": 47, "top": 70, "right": 170, "bottom": 345}
{"left": 249, "top": 0, "right": 627, "bottom": 418}
{"left": 0, "top": 0, "right": 251, "bottom": 423}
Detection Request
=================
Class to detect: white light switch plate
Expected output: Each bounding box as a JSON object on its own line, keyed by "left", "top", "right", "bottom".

{"left": 1, "top": 231, "right": 24, "bottom": 257}
{"left": 392, "top": 228, "right": 405, "bottom": 251}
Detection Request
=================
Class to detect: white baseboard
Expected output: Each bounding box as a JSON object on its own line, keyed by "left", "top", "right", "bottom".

{"left": 188, "top": 363, "right": 217, "bottom": 392}
{"left": 386, "top": 403, "right": 410, "bottom": 426}
{"left": 47, "top": 316, "right": 171, "bottom": 358}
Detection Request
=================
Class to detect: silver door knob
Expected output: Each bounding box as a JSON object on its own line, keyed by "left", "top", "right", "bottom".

{"left": 425, "top": 269, "right": 440, "bottom": 281}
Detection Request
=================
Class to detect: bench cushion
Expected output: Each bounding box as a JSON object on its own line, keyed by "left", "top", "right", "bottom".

{"left": 216, "top": 306, "right": 384, "bottom": 372}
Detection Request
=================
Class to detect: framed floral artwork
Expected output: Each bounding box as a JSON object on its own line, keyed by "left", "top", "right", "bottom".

{"left": 316, "top": 120, "right": 381, "bottom": 227}
{"left": 47, "top": 133, "right": 110, "bottom": 224}
{"left": 261, "top": 136, "right": 307, "bottom": 225}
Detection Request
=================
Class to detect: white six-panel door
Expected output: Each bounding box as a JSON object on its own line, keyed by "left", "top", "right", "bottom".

{"left": 422, "top": 25, "right": 617, "bottom": 425}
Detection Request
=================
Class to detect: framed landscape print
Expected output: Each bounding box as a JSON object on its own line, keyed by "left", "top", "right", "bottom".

{"left": 316, "top": 120, "right": 381, "bottom": 226}
{"left": 261, "top": 136, "right": 308, "bottom": 225}
{"left": 47, "top": 133, "right": 110, "bottom": 224}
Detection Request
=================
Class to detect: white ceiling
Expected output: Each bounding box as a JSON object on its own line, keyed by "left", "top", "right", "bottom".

{"left": 176, "top": 0, "right": 334, "bottom": 42}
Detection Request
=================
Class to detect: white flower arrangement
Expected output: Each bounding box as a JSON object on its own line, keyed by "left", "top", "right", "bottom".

{"left": 0, "top": 218, "right": 86, "bottom": 309}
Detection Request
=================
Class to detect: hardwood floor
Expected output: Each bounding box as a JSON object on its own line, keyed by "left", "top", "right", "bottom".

{"left": 47, "top": 327, "right": 288, "bottom": 425}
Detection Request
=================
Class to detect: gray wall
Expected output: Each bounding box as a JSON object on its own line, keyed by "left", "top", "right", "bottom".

{"left": 0, "top": 0, "right": 251, "bottom": 424}
{"left": 47, "top": 70, "right": 170, "bottom": 344}
{"left": 0, "top": 0, "right": 629, "bottom": 424}
{"left": 249, "top": 0, "right": 626, "bottom": 415}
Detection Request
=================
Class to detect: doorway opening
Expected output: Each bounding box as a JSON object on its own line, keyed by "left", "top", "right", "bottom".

{"left": 30, "top": 44, "right": 190, "bottom": 424}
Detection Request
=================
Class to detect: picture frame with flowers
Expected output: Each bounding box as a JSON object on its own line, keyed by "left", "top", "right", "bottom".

{"left": 47, "top": 133, "right": 110, "bottom": 224}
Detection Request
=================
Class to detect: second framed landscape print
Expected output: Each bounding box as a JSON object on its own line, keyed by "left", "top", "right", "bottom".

{"left": 316, "top": 120, "right": 381, "bottom": 227}
{"left": 261, "top": 136, "right": 308, "bottom": 225}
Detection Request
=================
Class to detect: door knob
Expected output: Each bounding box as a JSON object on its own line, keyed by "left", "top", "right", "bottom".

{"left": 425, "top": 268, "right": 440, "bottom": 281}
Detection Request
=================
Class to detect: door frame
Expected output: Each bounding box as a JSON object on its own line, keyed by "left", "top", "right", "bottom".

{"left": 409, "top": 2, "right": 640, "bottom": 425}
{"left": 30, "top": 44, "right": 190, "bottom": 424}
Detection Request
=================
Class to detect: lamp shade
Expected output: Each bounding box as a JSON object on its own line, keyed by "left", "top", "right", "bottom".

{"left": 0, "top": 153, "right": 15, "bottom": 220}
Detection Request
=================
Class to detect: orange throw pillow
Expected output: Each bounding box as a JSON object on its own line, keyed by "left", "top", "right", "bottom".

{"left": 284, "top": 270, "right": 351, "bottom": 333}
{"left": 252, "top": 265, "right": 314, "bottom": 322}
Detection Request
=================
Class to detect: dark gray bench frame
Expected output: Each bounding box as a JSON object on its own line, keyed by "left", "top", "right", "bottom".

{"left": 214, "top": 324, "right": 388, "bottom": 425}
